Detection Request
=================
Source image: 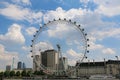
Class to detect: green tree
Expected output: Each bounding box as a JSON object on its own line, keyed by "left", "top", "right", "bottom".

{"left": 40, "top": 70, "right": 45, "bottom": 75}
{"left": 21, "top": 70, "right": 26, "bottom": 77}
{"left": 33, "top": 71, "right": 39, "bottom": 75}
{"left": 0, "top": 72, "right": 4, "bottom": 79}
{"left": 33, "top": 70, "right": 45, "bottom": 75}
{"left": 0, "top": 72, "right": 4, "bottom": 76}
{"left": 10, "top": 71, "right": 15, "bottom": 77}
{"left": 16, "top": 71, "right": 21, "bottom": 77}
{"left": 26, "top": 71, "right": 32, "bottom": 77}
{"left": 4, "top": 71, "right": 10, "bottom": 77}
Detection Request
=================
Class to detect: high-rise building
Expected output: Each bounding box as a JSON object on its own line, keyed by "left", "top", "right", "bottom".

{"left": 6, "top": 65, "right": 11, "bottom": 71}
{"left": 41, "top": 49, "right": 59, "bottom": 70}
{"left": 59, "top": 57, "right": 68, "bottom": 71}
{"left": 17, "top": 61, "right": 22, "bottom": 69}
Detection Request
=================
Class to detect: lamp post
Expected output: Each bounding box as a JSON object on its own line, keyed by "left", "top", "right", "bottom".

{"left": 104, "top": 58, "right": 106, "bottom": 74}
{"left": 93, "top": 59, "right": 95, "bottom": 75}
{"left": 88, "top": 60, "right": 90, "bottom": 76}
{"left": 115, "top": 56, "right": 120, "bottom": 75}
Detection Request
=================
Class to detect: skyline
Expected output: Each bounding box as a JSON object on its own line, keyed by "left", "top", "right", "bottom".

{"left": 0, "top": 0, "right": 120, "bottom": 70}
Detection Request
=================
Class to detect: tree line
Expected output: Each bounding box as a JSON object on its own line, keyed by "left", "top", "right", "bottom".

{"left": 0, "top": 70, "right": 45, "bottom": 79}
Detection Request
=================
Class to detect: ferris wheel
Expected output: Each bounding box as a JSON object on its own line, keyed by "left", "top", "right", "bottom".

{"left": 30, "top": 18, "right": 89, "bottom": 76}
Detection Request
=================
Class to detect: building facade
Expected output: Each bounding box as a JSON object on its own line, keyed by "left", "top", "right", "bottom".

{"left": 17, "top": 62, "right": 23, "bottom": 69}
{"left": 6, "top": 65, "right": 11, "bottom": 71}
{"left": 41, "top": 49, "right": 59, "bottom": 71}
{"left": 23, "top": 62, "right": 26, "bottom": 69}
{"left": 17, "top": 61, "right": 26, "bottom": 70}
{"left": 76, "top": 60, "right": 120, "bottom": 77}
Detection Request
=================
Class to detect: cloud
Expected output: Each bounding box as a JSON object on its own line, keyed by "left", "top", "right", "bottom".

{"left": 80, "top": 0, "right": 90, "bottom": 7}
{"left": 68, "top": 59, "right": 77, "bottom": 66}
{"left": 89, "top": 42, "right": 103, "bottom": 50}
{"left": 44, "top": 7, "right": 84, "bottom": 23}
{"left": 80, "top": 0, "right": 90, "bottom": 4}
{"left": 94, "top": 0, "right": 120, "bottom": 16}
{"left": 47, "top": 23, "right": 73, "bottom": 38}
{"left": 0, "top": 23, "right": 25, "bottom": 45}
{"left": 0, "top": 44, "right": 19, "bottom": 69}
{"left": 94, "top": 0, "right": 120, "bottom": 7}
{"left": 91, "top": 27, "right": 120, "bottom": 41}
{"left": 102, "top": 48, "right": 115, "bottom": 54}
{"left": 22, "top": 46, "right": 30, "bottom": 51}
{"left": 34, "top": 42, "right": 53, "bottom": 54}
{"left": 88, "top": 41, "right": 116, "bottom": 53}
{"left": 96, "top": 5, "right": 120, "bottom": 17}
{"left": 88, "top": 36, "right": 116, "bottom": 55}
{"left": 66, "top": 49, "right": 83, "bottom": 58}
{"left": 66, "top": 49, "right": 84, "bottom": 65}
{"left": 26, "top": 27, "right": 38, "bottom": 36}
{"left": 0, "top": 2, "right": 43, "bottom": 23}
{"left": 12, "top": 0, "right": 31, "bottom": 5}
{"left": 0, "top": 3, "right": 29, "bottom": 20}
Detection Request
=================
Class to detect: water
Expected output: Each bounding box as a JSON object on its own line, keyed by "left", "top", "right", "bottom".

{"left": 3, "top": 78, "right": 120, "bottom": 80}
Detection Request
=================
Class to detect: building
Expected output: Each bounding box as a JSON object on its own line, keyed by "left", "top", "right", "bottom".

{"left": 6, "top": 65, "right": 11, "bottom": 71}
{"left": 23, "top": 62, "right": 26, "bottom": 69}
{"left": 59, "top": 57, "right": 68, "bottom": 71}
{"left": 17, "top": 61, "right": 26, "bottom": 70}
{"left": 17, "top": 62, "right": 23, "bottom": 69}
{"left": 41, "top": 49, "right": 59, "bottom": 71}
{"left": 76, "top": 60, "right": 120, "bottom": 77}
{"left": 33, "top": 55, "right": 41, "bottom": 71}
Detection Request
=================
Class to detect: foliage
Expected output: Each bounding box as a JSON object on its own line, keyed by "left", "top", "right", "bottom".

{"left": 10, "top": 71, "right": 15, "bottom": 77}
{"left": 0, "top": 72, "right": 4, "bottom": 77}
{"left": 21, "top": 70, "right": 27, "bottom": 77}
{"left": 4, "top": 71, "right": 10, "bottom": 77}
{"left": 34, "top": 70, "right": 45, "bottom": 75}
{"left": 40, "top": 70, "right": 45, "bottom": 75}
{"left": 16, "top": 71, "right": 21, "bottom": 77}
{"left": 34, "top": 71, "right": 40, "bottom": 75}
{"left": 26, "top": 71, "right": 32, "bottom": 77}
{"left": 116, "top": 74, "right": 120, "bottom": 79}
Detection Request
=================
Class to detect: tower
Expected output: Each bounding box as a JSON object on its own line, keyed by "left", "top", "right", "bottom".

{"left": 12, "top": 57, "right": 14, "bottom": 70}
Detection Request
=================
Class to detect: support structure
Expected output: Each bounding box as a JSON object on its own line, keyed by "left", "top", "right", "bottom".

{"left": 56, "top": 44, "right": 66, "bottom": 76}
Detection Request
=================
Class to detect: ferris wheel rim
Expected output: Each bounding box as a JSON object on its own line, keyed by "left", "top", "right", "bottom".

{"left": 31, "top": 18, "right": 89, "bottom": 74}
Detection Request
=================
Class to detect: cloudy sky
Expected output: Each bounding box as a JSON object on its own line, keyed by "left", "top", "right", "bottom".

{"left": 0, "top": 0, "right": 120, "bottom": 70}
